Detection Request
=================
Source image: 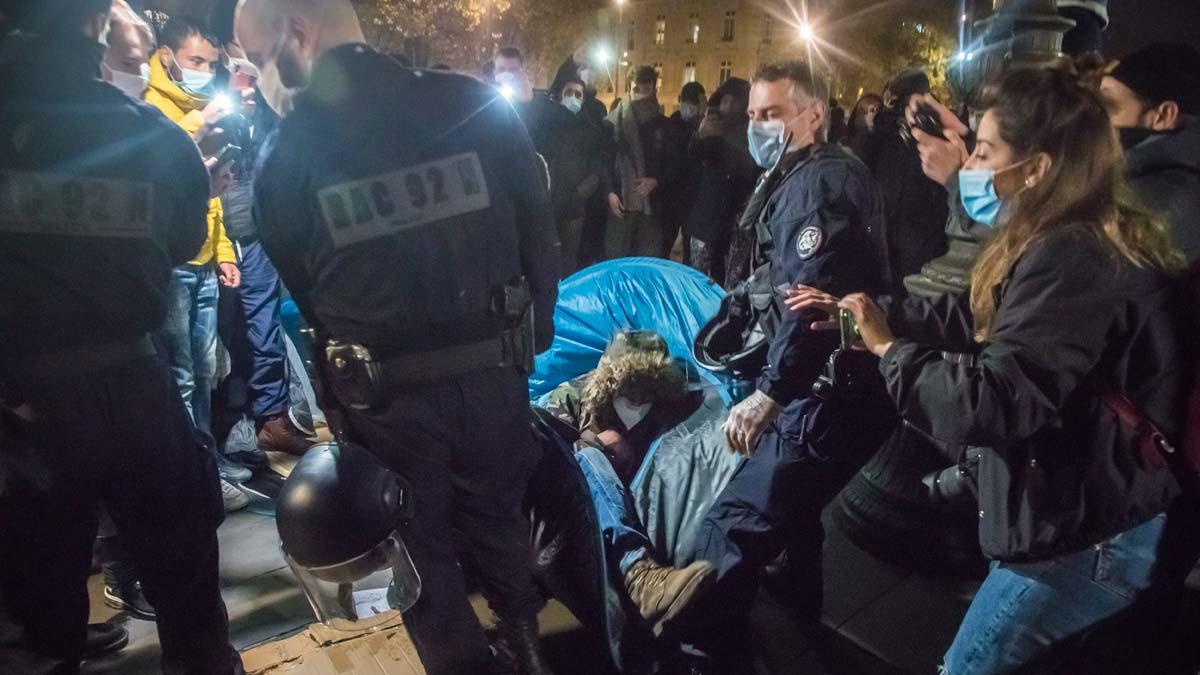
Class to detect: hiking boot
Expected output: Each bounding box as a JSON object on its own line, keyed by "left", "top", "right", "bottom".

{"left": 216, "top": 453, "right": 252, "bottom": 483}
{"left": 221, "top": 478, "right": 250, "bottom": 512}
{"left": 257, "top": 414, "right": 316, "bottom": 456}
{"left": 103, "top": 568, "right": 156, "bottom": 621}
{"left": 624, "top": 558, "right": 716, "bottom": 637}
{"left": 494, "top": 617, "right": 554, "bottom": 675}
{"left": 83, "top": 622, "right": 129, "bottom": 659}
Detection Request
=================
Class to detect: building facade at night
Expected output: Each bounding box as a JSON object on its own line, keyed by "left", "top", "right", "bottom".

{"left": 580, "top": 0, "right": 812, "bottom": 110}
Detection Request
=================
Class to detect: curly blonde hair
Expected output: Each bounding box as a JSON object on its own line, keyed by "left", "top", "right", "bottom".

{"left": 581, "top": 349, "right": 686, "bottom": 432}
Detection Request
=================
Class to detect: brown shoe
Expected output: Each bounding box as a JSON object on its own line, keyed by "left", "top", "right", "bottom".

{"left": 257, "top": 415, "right": 316, "bottom": 455}
{"left": 623, "top": 558, "right": 716, "bottom": 637}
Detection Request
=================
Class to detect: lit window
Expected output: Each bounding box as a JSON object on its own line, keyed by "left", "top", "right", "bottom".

{"left": 719, "top": 60, "right": 732, "bottom": 84}
{"left": 655, "top": 15, "right": 666, "bottom": 45}
{"left": 722, "top": 10, "right": 735, "bottom": 41}
{"left": 687, "top": 13, "right": 700, "bottom": 44}
{"left": 654, "top": 62, "right": 663, "bottom": 90}
{"left": 683, "top": 61, "right": 697, "bottom": 85}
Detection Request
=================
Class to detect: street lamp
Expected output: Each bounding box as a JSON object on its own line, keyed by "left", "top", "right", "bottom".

{"left": 615, "top": 0, "right": 626, "bottom": 97}
{"left": 799, "top": 22, "right": 814, "bottom": 41}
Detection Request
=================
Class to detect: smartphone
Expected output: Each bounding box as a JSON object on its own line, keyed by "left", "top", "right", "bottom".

{"left": 838, "top": 308, "right": 859, "bottom": 350}
{"left": 212, "top": 144, "right": 242, "bottom": 171}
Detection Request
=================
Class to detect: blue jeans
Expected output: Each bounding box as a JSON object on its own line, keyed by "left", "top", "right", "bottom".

{"left": 234, "top": 240, "right": 288, "bottom": 421}
{"left": 575, "top": 445, "right": 652, "bottom": 574}
{"left": 941, "top": 513, "right": 1167, "bottom": 674}
{"left": 159, "top": 264, "right": 219, "bottom": 449}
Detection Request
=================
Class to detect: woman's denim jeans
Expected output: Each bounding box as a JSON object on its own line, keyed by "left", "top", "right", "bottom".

{"left": 941, "top": 513, "right": 1167, "bottom": 674}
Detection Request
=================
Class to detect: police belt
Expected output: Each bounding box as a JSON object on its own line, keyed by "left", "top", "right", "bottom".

{"left": 6, "top": 335, "right": 156, "bottom": 385}
{"left": 368, "top": 337, "right": 510, "bottom": 387}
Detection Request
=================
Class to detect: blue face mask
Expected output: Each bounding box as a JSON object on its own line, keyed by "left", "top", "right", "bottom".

{"left": 170, "top": 52, "right": 215, "bottom": 97}
{"left": 958, "top": 168, "right": 1002, "bottom": 226}
{"left": 747, "top": 119, "right": 786, "bottom": 169}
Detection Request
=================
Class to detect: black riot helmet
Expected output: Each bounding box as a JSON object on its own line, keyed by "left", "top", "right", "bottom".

{"left": 277, "top": 443, "right": 421, "bottom": 630}
{"left": 692, "top": 287, "right": 771, "bottom": 381}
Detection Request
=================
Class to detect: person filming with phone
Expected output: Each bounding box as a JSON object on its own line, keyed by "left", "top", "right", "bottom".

{"left": 786, "top": 63, "right": 1198, "bottom": 673}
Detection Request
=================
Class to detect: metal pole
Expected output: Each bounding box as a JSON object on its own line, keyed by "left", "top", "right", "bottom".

{"left": 617, "top": 4, "right": 623, "bottom": 97}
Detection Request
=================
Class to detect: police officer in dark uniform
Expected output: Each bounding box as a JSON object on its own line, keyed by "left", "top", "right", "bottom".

{"left": 0, "top": 2, "right": 242, "bottom": 673}
{"left": 235, "top": 1, "right": 558, "bottom": 673}
{"left": 689, "top": 61, "right": 896, "bottom": 669}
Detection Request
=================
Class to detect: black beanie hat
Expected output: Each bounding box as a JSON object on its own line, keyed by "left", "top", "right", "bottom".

{"left": 887, "top": 68, "right": 931, "bottom": 102}
{"left": 1110, "top": 43, "right": 1200, "bottom": 115}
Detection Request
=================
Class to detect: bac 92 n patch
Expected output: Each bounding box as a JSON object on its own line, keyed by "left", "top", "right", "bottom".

{"left": 0, "top": 170, "right": 154, "bottom": 239}
{"left": 317, "top": 152, "right": 492, "bottom": 249}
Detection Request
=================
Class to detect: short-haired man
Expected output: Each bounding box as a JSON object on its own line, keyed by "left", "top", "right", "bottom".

{"left": 551, "top": 75, "right": 607, "bottom": 275}
{"left": 237, "top": 0, "right": 558, "bottom": 672}
{"left": 143, "top": 15, "right": 248, "bottom": 511}
{"left": 661, "top": 81, "right": 707, "bottom": 259}
{"left": 689, "top": 61, "right": 894, "bottom": 668}
{"left": 100, "top": 0, "right": 154, "bottom": 99}
{"left": 606, "top": 66, "right": 671, "bottom": 258}
{"left": 0, "top": 1, "right": 241, "bottom": 672}
{"left": 1101, "top": 43, "right": 1200, "bottom": 264}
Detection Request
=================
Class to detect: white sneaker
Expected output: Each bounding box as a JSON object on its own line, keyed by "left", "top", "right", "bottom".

{"left": 221, "top": 479, "right": 250, "bottom": 513}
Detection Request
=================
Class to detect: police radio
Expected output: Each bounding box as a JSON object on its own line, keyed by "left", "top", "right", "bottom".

{"left": 811, "top": 309, "right": 872, "bottom": 402}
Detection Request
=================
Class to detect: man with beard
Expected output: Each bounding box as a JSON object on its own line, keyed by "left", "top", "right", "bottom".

{"left": 1101, "top": 43, "right": 1200, "bottom": 264}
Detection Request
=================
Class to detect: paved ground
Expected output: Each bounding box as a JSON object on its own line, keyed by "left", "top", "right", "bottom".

{"left": 78, "top": 491, "right": 1200, "bottom": 674}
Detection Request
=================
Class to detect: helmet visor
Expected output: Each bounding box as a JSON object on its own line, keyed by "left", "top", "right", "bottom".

{"left": 285, "top": 530, "right": 422, "bottom": 632}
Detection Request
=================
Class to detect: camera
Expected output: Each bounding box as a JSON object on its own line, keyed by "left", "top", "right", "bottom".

{"left": 899, "top": 103, "right": 945, "bottom": 148}
{"left": 921, "top": 447, "right": 982, "bottom": 506}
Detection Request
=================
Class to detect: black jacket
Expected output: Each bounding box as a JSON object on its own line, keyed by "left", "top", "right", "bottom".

{"left": 0, "top": 34, "right": 209, "bottom": 354}
{"left": 684, "top": 118, "right": 759, "bottom": 245}
{"left": 254, "top": 45, "right": 558, "bottom": 353}
{"left": 755, "top": 143, "right": 888, "bottom": 404}
{"left": 545, "top": 110, "right": 606, "bottom": 222}
{"left": 881, "top": 228, "right": 1191, "bottom": 560}
{"left": 859, "top": 108, "right": 949, "bottom": 292}
{"left": 1127, "top": 122, "right": 1200, "bottom": 265}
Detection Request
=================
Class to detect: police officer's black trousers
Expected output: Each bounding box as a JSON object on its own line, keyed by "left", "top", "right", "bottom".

{"left": 692, "top": 395, "right": 898, "bottom": 661}
{"left": 348, "top": 366, "right": 543, "bottom": 675}
{"left": 0, "top": 356, "right": 242, "bottom": 675}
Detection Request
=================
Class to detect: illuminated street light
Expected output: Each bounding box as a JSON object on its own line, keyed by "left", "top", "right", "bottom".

{"left": 594, "top": 46, "right": 610, "bottom": 65}
{"left": 499, "top": 84, "right": 515, "bottom": 99}
{"left": 799, "top": 22, "right": 814, "bottom": 41}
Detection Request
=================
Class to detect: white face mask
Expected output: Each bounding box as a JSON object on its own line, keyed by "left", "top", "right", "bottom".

{"left": 613, "top": 396, "right": 652, "bottom": 431}
{"left": 109, "top": 63, "right": 150, "bottom": 99}
{"left": 562, "top": 95, "right": 582, "bottom": 114}
{"left": 258, "top": 59, "right": 296, "bottom": 117}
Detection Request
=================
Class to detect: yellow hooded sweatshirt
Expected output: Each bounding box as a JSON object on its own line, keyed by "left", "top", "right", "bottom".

{"left": 143, "top": 53, "right": 235, "bottom": 268}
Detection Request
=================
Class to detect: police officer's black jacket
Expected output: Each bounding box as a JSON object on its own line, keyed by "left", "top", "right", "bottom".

{"left": 253, "top": 45, "right": 559, "bottom": 353}
{"left": 755, "top": 142, "right": 888, "bottom": 404}
{"left": 880, "top": 228, "right": 1192, "bottom": 560}
{"left": 0, "top": 34, "right": 210, "bottom": 355}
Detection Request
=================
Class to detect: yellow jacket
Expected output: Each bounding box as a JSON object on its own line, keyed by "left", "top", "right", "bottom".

{"left": 143, "top": 54, "right": 235, "bottom": 267}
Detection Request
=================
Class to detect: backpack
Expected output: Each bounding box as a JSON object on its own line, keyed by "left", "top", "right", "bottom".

{"left": 1100, "top": 263, "right": 1200, "bottom": 496}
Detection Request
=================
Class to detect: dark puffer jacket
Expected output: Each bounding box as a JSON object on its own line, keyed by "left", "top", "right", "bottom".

{"left": 881, "top": 227, "right": 1192, "bottom": 560}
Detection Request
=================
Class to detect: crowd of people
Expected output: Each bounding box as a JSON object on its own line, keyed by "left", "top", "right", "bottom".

{"left": 1, "top": 0, "right": 1199, "bottom": 674}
